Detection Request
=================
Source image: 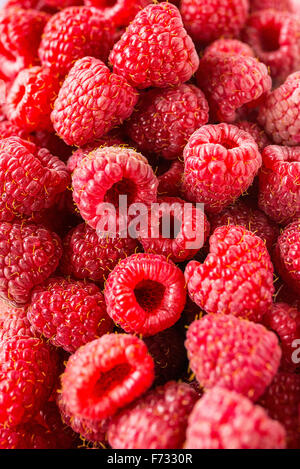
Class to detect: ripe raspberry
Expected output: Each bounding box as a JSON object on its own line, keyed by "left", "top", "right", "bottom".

{"left": 60, "top": 223, "right": 139, "bottom": 287}
{"left": 185, "top": 225, "right": 274, "bottom": 322}
{"left": 61, "top": 334, "right": 154, "bottom": 420}
{"left": 0, "top": 137, "right": 70, "bottom": 222}
{"left": 0, "top": 421, "right": 71, "bottom": 449}
{"left": 108, "top": 381, "right": 198, "bottom": 449}
{"left": 250, "top": 0, "right": 294, "bottom": 12}
{"left": 204, "top": 38, "right": 255, "bottom": 57}
{"left": 258, "top": 146, "right": 300, "bottom": 224}
{"left": 126, "top": 85, "right": 209, "bottom": 160}
{"left": 36, "top": 400, "right": 77, "bottom": 448}
{"left": 196, "top": 53, "right": 271, "bottom": 123}
{"left": 3, "top": 0, "right": 56, "bottom": 12}
{"left": 6, "top": 67, "right": 60, "bottom": 132}
{"left": 234, "top": 121, "right": 270, "bottom": 151}
{"left": 208, "top": 200, "right": 279, "bottom": 251}
{"left": 259, "top": 372, "right": 300, "bottom": 449}
{"left": 33, "top": 131, "right": 74, "bottom": 163}
{"left": 109, "top": 2, "right": 199, "bottom": 89}
{"left": 52, "top": 57, "right": 138, "bottom": 147}
{"left": 0, "top": 336, "right": 58, "bottom": 427}
{"left": 27, "top": 277, "right": 114, "bottom": 353}
{"left": 38, "top": 7, "right": 114, "bottom": 77}
{"left": 104, "top": 253, "right": 186, "bottom": 336}
{"left": 0, "top": 306, "right": 33, "bottom": 342}
{"left": 157, "top": 159, "right": 184, "bottom": 197}
{"left": 0, "top": 221, "right": 62, "bottom": 306}
{"left": 84, "top": 0, "right": 152, "bottom": 27}
{"left": 185, "top": 387, "right": 286, "bottom": 449}
{"left": 72, "top": 146, "right": 158, "bottom": 233}
{"left": 0, "top": 120, "right": 30, "bottom": 141}
{"left": 0, "top": 8, "right": 49, "bottom": 83}
{"left": 180, "top": 0, "right": 249, "bottom": 45}
{"left": 182, "top": 124, "right": 262, "bottom": 213}
{"left": 275, "top": 220, "right": 300, "bottom": 295}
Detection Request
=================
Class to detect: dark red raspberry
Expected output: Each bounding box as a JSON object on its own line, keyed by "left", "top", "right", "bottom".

{"left": 36, "top": 401, "right": 76, "bottom": 449}
{"left": 0, "top": 306, "right": 33, "bottom": 342}
{"left": 0, "top": 8, "right": 49, "bottom": 83}
{"left": 126, "top": 85, "right": 209, "bottom": 160}
{"left": 250, "top": 0, "right": 294, "bottom": 12}
{"left": 33, "top": 131, "right": 74, "bottom": 163}
{"left": 275, "top": 220, "right": 300, "bottom": 295}
{"left": 196, "top": 53, "right": 271, "bottom": 123}
{"left": 0, "top": 221, "right": 62, "bottom": 306}
{"left": 185, "top": 387, "right": 286, "bottom": 449}
{"left": 0, "top": 336, "right": 58, "bottom": 427}
{"left": 104, "top": 253, "right": 186, "bottom": 336}
{"left": 84, "top": 0, "right": 152, "bottom": 27}
{"left": 6, "top": 66, "right": 60, "bottom": 132}
{"left": 259, "top": 372, "right": 300, "bottom": 449}
{"left": 157, "top": 159, "right": 184, "bottom": 197}
{"left": 72, "top": 146, "right": 158, "bottom": 233}
{"left": 52, "top": 57, "right": 138, "bottom": 147}
{"left": 182, "top": 124, "right": 262, "bottom": 213}
{"left": 0, "top": 120, "right": 30, "bottom": 141}
{"left": 61, "top": 334, "right": 154, "bottom": 420}
{"left": 27, "top": 277, "right": 114, "bottom": 353}
{"left": 204, "top": 38, "right": 255, "bottom": 57}
{"left": 0, "top": 421, "right": 71, "bottom": 449}
{"left": 234, "top": 121, "right": 270, "bottom": 151}
{"left": 0, "top": 137, "right": 69, "bottom": 222}
{"left": 180, "top": 0, "right": 249, "bottom": 45}
{"left": 208, "top": 200, "right": 279, "bottom": 251}
{"left": 60, "top": 223, "right": 139, "bottom": 287}
{"left": 38, "top": 7, "right": 114, "bottom": 77}
{"left": 185, "top": 225, "right": 274, "bottom": 322}
{"left": 108, "top": 381, "right": 198, "bottom": 449}
{"left": 109, "top": 2, "right": 199, "bottom": 89}
{"left": 274, "top": 278, "right": 300, "bottom": 310}
{"left": 186, "top": 315, "right": 281, "bottom": 401}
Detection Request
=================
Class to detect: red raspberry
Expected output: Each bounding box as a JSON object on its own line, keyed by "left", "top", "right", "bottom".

{"left": 84, "top": 0, "right": 152, "bottom": 27}
{"left": 0, "top": 120, "right": 30, "bottom": 141}
{"left": 196, "top": 53, "right": 271, "bottom": 123}
{"left": 38, "top": 7, "right": 114, "bottom": 77}
{"left": 258, "top": 146, "right": 300, "bottom": 224}
{"left": 180, "top": 0, "right": 249, "bottom": 45}
{"left": 185, "top": 387, "right": 286, "bottom": 449}
{"left": 258, "top": 72, "right": 300, "bottom": 145}
{"left": 52, "top": 57, "right": 138, "bottom": 147}
{"left": 6, "top": 67, "right": 60, "bottom": 132}
{"left": 33, "top": 131, "right": 73, "bottom": 162}
{"left": 36, "top": 400, "right": 77, "bottom": 448}
{"left": 234, "top": 121, "right": 270, "bottom": 151}
{"left": 0, "top": 306, "right": 33, "bottom": 342}
{"left": 72, "top": 146, "right": 158, "bottom": 233}
{"left": 186, "top": 315, "right": 281, "bottom": 401}
{"left": 275, "top": 220, "right": 300, "bottom": 295}
{"left": 126, "top": 85, "right": 209, "bottom": 160}
{"left": 139, "top": 196, "right": 210, "bottom": 263}
{"left": 0, "top": 421, "right": 71, "bottom": 449}
{"left": 61, "top": 334, "right": 154, "bottom": 420}
{"left": 250, "top": 0, "right": 294, "bottom": 12}
{"left": 204, "top": 38, "right": 255, "bottom": 57}
{"left": 208, "top": 200, "right": 279, "bottom": 251}
{"left": 60, "top": 223, "right": 139, "bottom": 287}
{"left": 108, "top": 381, "right": 198, "bottom": 449}
{"left": 182, "top": 124, "right": 262, "bottom": 213}
{"left": 0, "top": 336, "right": 58, "bottom": 427}
{"left": 259, "top": 372, "right": 300, "bottom": 449}
{"left": 109, "top": 2, "right": 199, "bottom": 89}
{"left": 3, "top": 0, "right": 57, "bottom": 12}
{"left": 157, "top": 159, "right": 184, "bottom": 197}
{"left": 0, "top": 137, "right": 69, "bottom": 222}
{"left": 0, "top": 221, "right": 62, "bottom": 306}
{"left": 0, "top": 8, "right": 49, "bottom": 83}
{"left": 185, "top": 225, "right": 274, "bottom": 322}
{"left": 104, "top": 253, "right": 186, "bottom": 336}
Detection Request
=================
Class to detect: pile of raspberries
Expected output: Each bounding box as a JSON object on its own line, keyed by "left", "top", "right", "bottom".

{"left": 0, "top": 0, "right": 299, "bottom": 450}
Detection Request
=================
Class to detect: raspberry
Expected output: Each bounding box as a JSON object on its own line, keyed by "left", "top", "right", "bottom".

{"left": 243, "top": 10, "right": 300, "bottom": 83}
{"left": 185, "top": 387, "right": 286, "bottom": 449}
{"left": 33, "top": 131, "right": 73, "bottom": 162}
{"left": 250, "top": 0, "right": 294, "bottom": 12}
{"left": 126, "top": 85, "right": 209, "bottom": 160}
{"left": 185, "top": 225, "right": 274, "bottom": 322}
{"left": 3, "top": 0, "right": 56, "bottom": 12}
{"left": 274, "top": 220, "right": 300, "bottom": 295}
{"left": 6, "top": 67, "right": 60, "bottom": 132}
{"left": 72, "top": 146, "right": 158, "bottom": 233}
{"left": 38, "top": 7, "right": 114, "bottom": 77}
{"left": 204, "top": 38, "right": 255, "bottom": 57}
{"left": 0, "top": 422, "right": 70, "bottom": 449}
{"left": 0, "top": 306, "right": 33, "bottom": 342}
{"left": 60, "top": 223, "right": 139, "bottom": 287}
{"left": 0, "top": 221, "right": 62, "bottom": 306}
{"left": 208, "top": 200, "right": 279, "bottom": 251}
{"left": 180, "top": 0, "right": 249, "bottom": 45}
{"left": 157, "top": 159, "right": 184, "bottom": 197}
{"left": 108, "top": 381, "right": 198, "bottom": 449}
{"left": 0, "top": 336, "right": 58, "bottom": 427}
{"left": 0, "top": 120, "right": 30, "bottom": 141}
{"left": 196, "top": 53, "right": 272, "bottom": 123}
{"left": 35, "top": 401, "right": 76, "bottom": 449}
{"left": 109, "top": 2, "right": 199, "bottom": 89}
{"left": 0, "top": 8, "right": 49, "bottom": 83}
{"left": 258, "top": 146, "right": 300, "bottom": 224}
{"left": 61, "top": 334, "right": 154, "bottom": 420}
{"left": 234, "top": 121, "right": 270, "bottom": 151}
{"left": 139, "top": 196, "right": 210, "bottom": 263}
{"left": 0, "top": 137, "right": 70, "bottom": 222}
{"left": 84, "top": 0, "right": 152, "bottom": 27}
{"left": 182, "top": 124, "right": 262, "bottom": 213}
{"left": 27, "top": 277, "right": 114, "bottom": 353}
{"left": 258, "top": 72, "right": 300, "bottom": 146}
{"left": 52, "top": 57, "right": 138, "bottom": 147}
{"left": 104, "top": 253, "right": 186, "bottom": 336}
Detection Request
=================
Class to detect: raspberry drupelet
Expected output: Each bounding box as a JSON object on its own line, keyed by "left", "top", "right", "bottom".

{"left": 84, "top": 0, "right": 152, "bottom": 27}
{"left": 234, "top": 121, "right": 270, "bottom": 151}
{"left": 104, "top": 253, "right": 186, "bottom": 336}
{"left": 61, "top": 334, "right": 154, "bottom": 421}
{"left": 274, "top": 220, "right": 300, "bottom": 296}
{"left": 0, "top": 121, "right": 31, "bottom": 141}
{"left": 0, "top": 305, "right": 33, "bottom": 342}
{"left": 204, "top": 38, "right": 255, "bottom": 57}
